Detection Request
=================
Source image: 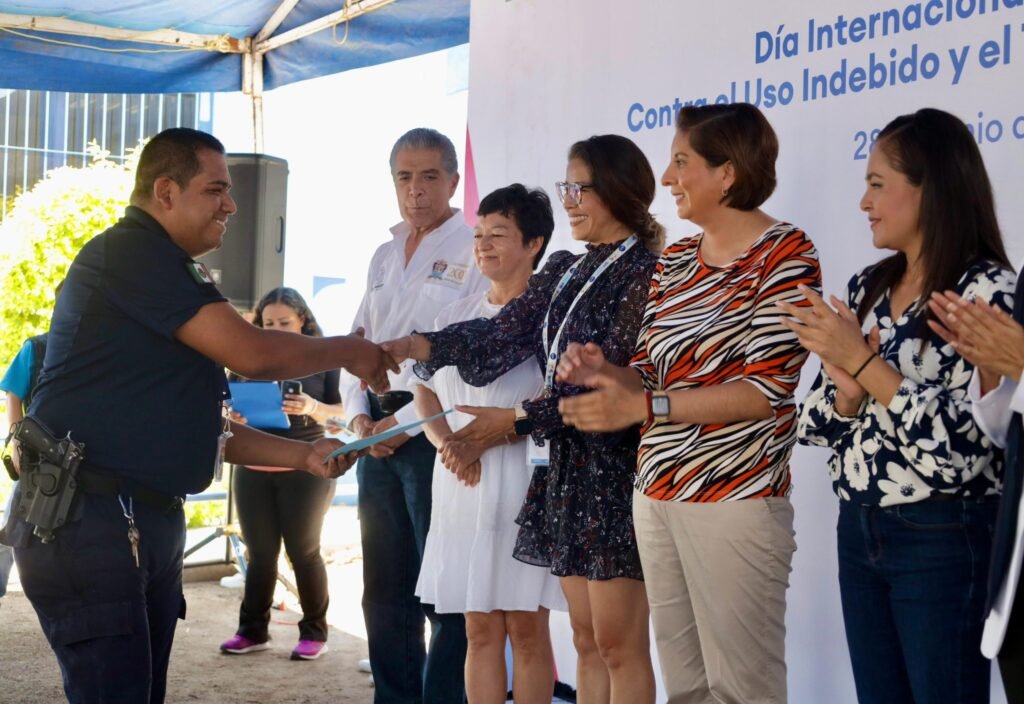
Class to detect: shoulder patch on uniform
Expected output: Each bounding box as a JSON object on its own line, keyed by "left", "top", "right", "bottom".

{"left": 187, "top": 261, "right": 216, "bottom": 285}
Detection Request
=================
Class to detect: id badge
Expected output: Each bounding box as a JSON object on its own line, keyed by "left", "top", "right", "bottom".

{"left": 214, "top": 407, "right": 233, "bottom": 482}
{"left": 213, "top": 433, "right": 228, "bottom": 482}
{"left": 527, "top": 437, "right": 550, "bottom": 466}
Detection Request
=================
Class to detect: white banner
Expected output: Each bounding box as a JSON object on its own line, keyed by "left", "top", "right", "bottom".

{"left": 468, "top": 1, "right": 1024, "bottom": 701}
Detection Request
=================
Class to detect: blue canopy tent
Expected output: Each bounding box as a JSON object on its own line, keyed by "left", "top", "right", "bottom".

{"left": 0, "top": 1, "right": 470, "bottom": 556}
{"left": 0, "top": 0, "right": 469, "bottom": 147}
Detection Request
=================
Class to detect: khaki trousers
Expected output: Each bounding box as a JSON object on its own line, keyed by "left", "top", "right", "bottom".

{"left": 633, "top": 490, "right": 796, "bottom": 704}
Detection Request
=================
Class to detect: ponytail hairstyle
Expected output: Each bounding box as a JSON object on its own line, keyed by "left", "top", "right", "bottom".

{"left": 568, "top": 134, "right": 665, "bottom": 253}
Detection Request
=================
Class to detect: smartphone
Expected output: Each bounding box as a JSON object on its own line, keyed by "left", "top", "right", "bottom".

{"left": 282, "top": 380, "right": 303, "bottom": 396}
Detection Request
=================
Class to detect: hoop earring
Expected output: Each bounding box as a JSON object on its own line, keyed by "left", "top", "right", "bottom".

{"left": 721, "top": 188, "right": 730, "bottom": 197}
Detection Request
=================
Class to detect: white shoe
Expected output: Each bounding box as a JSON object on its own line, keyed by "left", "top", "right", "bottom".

{"left": 357, "top": 658, "right": 372, "bottom": 673}
{"left": 219, "top": 572, "right": 245, "bottom": 589}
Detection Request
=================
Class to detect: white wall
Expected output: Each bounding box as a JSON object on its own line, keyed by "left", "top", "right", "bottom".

{"left": 467, "top": 1, "right": 1024, "bottom": 701}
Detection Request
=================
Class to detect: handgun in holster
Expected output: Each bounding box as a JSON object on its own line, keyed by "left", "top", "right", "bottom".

{"left": 10, "top": 416, "right": 86, "bottom": 544}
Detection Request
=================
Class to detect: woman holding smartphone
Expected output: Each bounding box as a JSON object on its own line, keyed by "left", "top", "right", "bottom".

{"left": 219, "top": 287, "right": 345, "bottom": 661}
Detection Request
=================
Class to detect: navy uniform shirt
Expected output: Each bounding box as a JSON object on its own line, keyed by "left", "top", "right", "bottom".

{"left": 30, "top": 206, "right": 229, "bottom": 497}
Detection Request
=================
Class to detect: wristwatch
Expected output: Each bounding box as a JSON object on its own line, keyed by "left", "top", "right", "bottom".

{"left": 648, "top": 390, "right": 670, "bottom": 421}
{"left": 513, "top": 402, "right": 533, "bottom": 436}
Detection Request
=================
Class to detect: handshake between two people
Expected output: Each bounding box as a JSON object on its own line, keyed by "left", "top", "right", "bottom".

{"left": 334, "top": 332, "right": 434, "bottom": 459}
{"left": 221, "top": 331, "right": 429, "bottom": 481}
{"left": 346, "top": 330, "right": 432, "bottom": 393}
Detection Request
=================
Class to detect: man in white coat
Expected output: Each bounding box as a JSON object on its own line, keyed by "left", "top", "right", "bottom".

{"left": 340, "top": 128, "right": 486, "bottom": 704}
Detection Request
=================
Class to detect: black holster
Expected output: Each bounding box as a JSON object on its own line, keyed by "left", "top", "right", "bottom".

{"left": 11, "top": 416, "right": 86, "bottom": 544}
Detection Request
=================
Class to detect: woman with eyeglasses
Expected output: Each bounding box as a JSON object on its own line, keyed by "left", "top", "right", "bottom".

{"left": 385, "top": 135, "right": 662, "bottom": 704}
{"left": 556, "top": 103, "right": 821, "bottom": 703}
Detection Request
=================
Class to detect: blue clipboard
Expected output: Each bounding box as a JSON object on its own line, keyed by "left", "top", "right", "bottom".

{"left": 324, "top": 409, "right": 453, "bottom": 462}
{"left": 227, "top": 381, "right": 290, "bottom": 430}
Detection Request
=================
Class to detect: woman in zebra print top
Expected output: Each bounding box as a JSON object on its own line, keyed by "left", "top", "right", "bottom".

{"left": 559, "top": 103, "right": 821, "bottom": 703}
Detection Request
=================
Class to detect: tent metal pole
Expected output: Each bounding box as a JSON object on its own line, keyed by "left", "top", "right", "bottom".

{"left": 255, "top": 0, "right": 302, "bottom": 43}
{"left": 244, "top": 51, "right": 266, "bottom": 153}
{"left": 254, "top": 0, "right": 396, "bottom": 54}
{"left": 0, "top": 13, "right": 244, "bottom": 52}
{"left": 242, "top": 48, "right": 264, "bottom": 152}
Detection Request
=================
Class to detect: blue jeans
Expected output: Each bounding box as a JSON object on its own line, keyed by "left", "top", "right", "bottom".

{"left": 358, "top": 425, "right": 466, "bottom": 704}
{"left": 838, "top": 498, "right": 997, "bottom": 704}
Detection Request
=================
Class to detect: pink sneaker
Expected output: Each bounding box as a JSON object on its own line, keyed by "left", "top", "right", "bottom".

{"left": 290, "top": 640, "right": 328, "bottom": 661}
{"left": 220, "top": 634, "right": 269, "bottom": 654}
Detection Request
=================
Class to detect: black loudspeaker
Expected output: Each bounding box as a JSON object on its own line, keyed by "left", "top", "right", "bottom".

{"left": 198, "top": 153, "right": 288, "bottom": 311}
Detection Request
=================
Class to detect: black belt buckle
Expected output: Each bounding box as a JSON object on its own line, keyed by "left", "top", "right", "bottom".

{"left": 374, "top": 390, "right": 413, "bottom": 416}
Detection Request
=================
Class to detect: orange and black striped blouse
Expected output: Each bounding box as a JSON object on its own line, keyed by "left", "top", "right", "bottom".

{"left": 631, "top": 223, "right": 821, "bottom": 503}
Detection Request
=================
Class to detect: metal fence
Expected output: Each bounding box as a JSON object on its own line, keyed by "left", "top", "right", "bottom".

{"left": 0, "top": 89, "right": 214, "bottom": 219}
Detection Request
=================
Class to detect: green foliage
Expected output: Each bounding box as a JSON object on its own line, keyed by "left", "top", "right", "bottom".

{"left": 0, "top": 145, "right": 137, "bottom": 372}
{"left": 184, "top": 499, "right": 228, "bottom": 529}
{"left": 0, "top": 187, "right": 21, "bottom": 223}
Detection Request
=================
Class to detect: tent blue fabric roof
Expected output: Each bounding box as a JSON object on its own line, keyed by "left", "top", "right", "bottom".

{"left": 0, "top": 1, "right": 469, "bottom": 93}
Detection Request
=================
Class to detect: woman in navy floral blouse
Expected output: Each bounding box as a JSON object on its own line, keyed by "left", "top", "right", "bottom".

{"left": 782, "top": 108, "right": 1015, "bottom": 703}
{"left": 386, "top": 135, "right": 662, "bottom": 704}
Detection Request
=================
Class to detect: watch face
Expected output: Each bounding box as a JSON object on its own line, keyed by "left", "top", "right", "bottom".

{"left": 514, "top": 418, "right": 533, "bottom": 436}
{"left": 652, "top": 395, "right": 670, "bottom": 417}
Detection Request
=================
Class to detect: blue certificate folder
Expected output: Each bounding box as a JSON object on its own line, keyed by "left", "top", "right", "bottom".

{"left": 227, "top": 381, "right": 290, "bottom": 430}
{"left": 324, "top": 409, "right": 453, "bottom": 462}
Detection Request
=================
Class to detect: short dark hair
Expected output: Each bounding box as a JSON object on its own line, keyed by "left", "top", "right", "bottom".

{"left": 857, "top": 108, "right": 1010, "bottom": 333}
{"left": 477, "top": 184, "right": 555, "bottom": 269}
{"left": 676, "top": 103, "right": 778, "bottom": 211}
{"left": 253, "top": 287, "right": 323, "bottom": 337}
{"left": 389, "top": 128, "right": 458, "bottom": 176}
{"left": 131, "top": 128, "right": 226, "bottom": 205}
{"left": 568, "top": 135, "right": 665, "bottom": 253}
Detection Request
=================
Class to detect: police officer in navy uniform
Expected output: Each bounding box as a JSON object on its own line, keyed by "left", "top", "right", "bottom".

{"left": 0, "top": 128, "right": 396, "bottom": 704}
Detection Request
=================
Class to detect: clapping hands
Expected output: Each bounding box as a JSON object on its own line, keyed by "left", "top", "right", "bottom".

{"left": 555, "top": 342, "right": 607, "bottom": 387}
{"left": 557, "top": 343, "right": 647, "bottom": 431}
{"left": 928, "top": 290, "right": 1024, "bottom": 388}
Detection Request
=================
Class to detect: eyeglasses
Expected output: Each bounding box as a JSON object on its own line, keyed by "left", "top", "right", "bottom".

{"left": 555, "top": 181, "right": 594, "bottom": 207}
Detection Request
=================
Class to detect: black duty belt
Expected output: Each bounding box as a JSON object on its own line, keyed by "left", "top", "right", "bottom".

{"left": 77, "top": 467, "right": 185, "bottom": 513}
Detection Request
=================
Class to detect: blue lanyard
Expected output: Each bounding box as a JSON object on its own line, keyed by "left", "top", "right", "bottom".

{"left": 541, "top": 235, "right": 638, "bottom": 391}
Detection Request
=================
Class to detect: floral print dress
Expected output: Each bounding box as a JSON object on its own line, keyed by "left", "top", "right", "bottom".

{"left": 798, "top": 258, "right": 1016, "bottom": 505}
{"left": 415, "top": 240, "right": 658, "bottom": 580}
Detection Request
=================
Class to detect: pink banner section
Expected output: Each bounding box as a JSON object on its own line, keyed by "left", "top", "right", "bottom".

{"left": 462, "top": 125, "right": 479, "bottom": 226}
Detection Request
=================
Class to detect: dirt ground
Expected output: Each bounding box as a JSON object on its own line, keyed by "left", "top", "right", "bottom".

{"left": 0, "top": 506, "right": 375, "bottom": 703}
